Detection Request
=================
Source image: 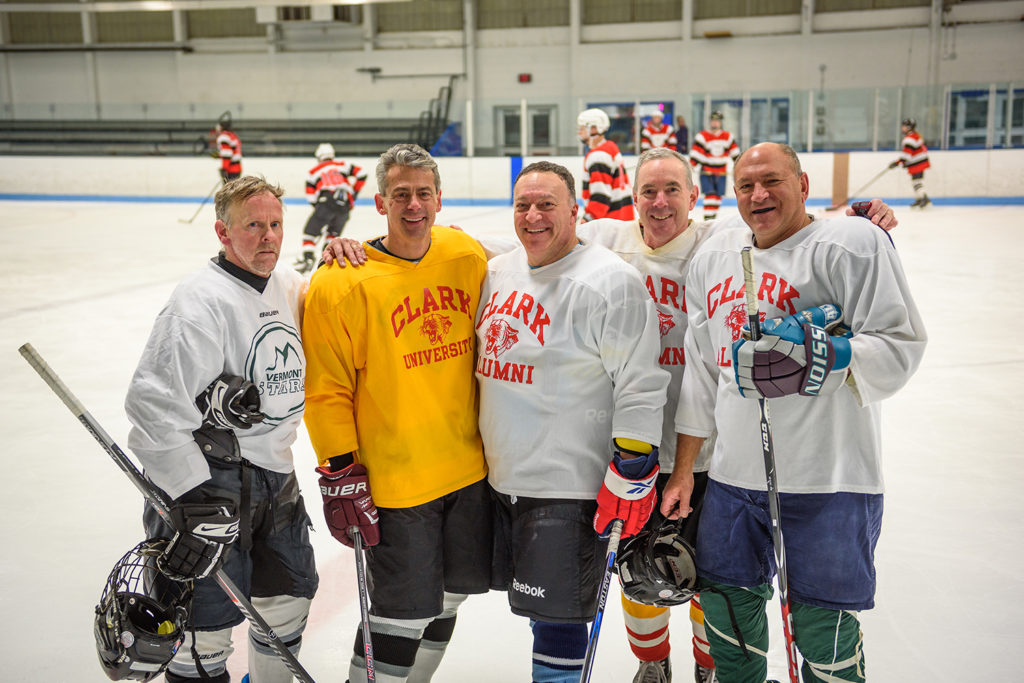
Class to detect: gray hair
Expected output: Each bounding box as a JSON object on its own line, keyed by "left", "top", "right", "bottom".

{"left": 632, "top": 148, "right": 693, "bottom": 194}
{"left": 375, "top": 143, "right": 441, "bottom": 195}
{"left": 215, "top": 175, "right": 284, "bottom": 223}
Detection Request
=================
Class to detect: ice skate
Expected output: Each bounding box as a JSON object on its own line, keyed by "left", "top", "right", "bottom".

{"left": 695, "top": 662, "right": 715, "bottom": 682}
{"left": 633, "top": 657, "right": 671, "bottom": 683}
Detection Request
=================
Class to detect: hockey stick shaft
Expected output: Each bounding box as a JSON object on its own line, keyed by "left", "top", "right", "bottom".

{"left": 827, "top": 165, "right": 892, "bottom": 210}
{"left": 579, "top": 519, "right": 623, "bottom": 683}
{"left": 179, "top": 181, "right": 220, "bottom": 224}
{"left": 350, "top": 527, "right": 376, "bottom": 680}
{"left": 740, "top": 249, "right": 800, "bottom": 683}
{"left": 17, "top": 342, "right": 317, "bottom": 683}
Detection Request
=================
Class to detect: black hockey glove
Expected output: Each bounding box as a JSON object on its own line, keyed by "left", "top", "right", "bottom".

{"left": 195, "top": 373, "right": 265, "bottom": 430}
{"left": 888, "top": 160, "right": 901, "bottom": 169}
{"left": 159, "top": 503, "right": 239, "bottom": 582}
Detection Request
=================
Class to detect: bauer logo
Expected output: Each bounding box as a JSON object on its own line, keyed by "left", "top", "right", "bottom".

{"left": 245, "top": 321, "right": 305, "bottom": 425}
{"left": 512, "top": 578, "right": 546, "bottom": 599}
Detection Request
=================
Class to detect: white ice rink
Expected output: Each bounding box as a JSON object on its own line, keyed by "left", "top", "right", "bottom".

{"left": 1, "top": 197, "right": 1022, "bottom": 682}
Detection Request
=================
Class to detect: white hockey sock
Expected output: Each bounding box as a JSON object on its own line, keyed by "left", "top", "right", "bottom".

{"left": 407, "top": 592, "right": 468, "bottom": 683}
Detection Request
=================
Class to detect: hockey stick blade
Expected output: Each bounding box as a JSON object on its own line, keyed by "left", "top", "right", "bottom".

{"left": 17, "top": 342, "right": 318, "bottom": 683}
{"left": 580, "top": 519, "right": 623, "bottom": 683}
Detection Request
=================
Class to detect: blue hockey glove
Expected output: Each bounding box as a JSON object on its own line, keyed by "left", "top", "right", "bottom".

{"left": 732, "top": 304, "right": 852, "bottom": 399}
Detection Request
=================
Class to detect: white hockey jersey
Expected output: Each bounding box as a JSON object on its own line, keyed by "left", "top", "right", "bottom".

{"left": 126, "top": 258, "right": 307, "bottom": 500}
{"left": 676, "top": 217, "right": 927, "bottom": 494}
{"left": 476, "top": 242, "right": 669, "bottom": 499}
{"left": 579, "top": 219, "right": 720, "bottom": 474}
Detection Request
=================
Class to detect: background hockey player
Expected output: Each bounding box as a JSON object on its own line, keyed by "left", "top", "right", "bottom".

{"left": 689, "top": 111, "right": 739, "bottom": 220}
{"left": 578, "top": 107, "right": 635, "bottom": 222}
{"left": 476, "top": 160, "right": 668, "bottom": 683}
{"left": 294, "top": 142, "right": 368, "bottom": 274}
{"left": 303, "top": 143, "right": 492, "bottom": 683}
{"left": 126, "top": 175, "right": 318, "bottom": 683}
{"left": 889, "top": 117, "right": 931, "bottom": 208}
{"left": 672, "top": 142, "right": 926, "bottom": 682}
{"left": 674, "top": 115, "right": 689, "bottom": 157}
{"left": 641, "top": 111, "right": 677, "bottom": 152}
{"left": 214, "top": 120, "right": 242, "bottom": 183}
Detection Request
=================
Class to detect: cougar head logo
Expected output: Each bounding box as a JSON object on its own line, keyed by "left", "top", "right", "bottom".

{"left": 657, "top": 310, "right": 675, "bottom": 337}
{"left": 420, "top": 313, "right": 453, "bottom": 345}
{"left": 724, "top": 303, "right": 764, "bottom": 341}
{"left": 484, "top": 319, "right": 519, "bottom": 358}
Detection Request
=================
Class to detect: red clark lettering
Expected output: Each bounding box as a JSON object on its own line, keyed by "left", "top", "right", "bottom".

{"left": 476, "top": 289, "right": 550, "bottom": 345}
{"left": 392, "top": 285, "right": 474, "bottom": 337}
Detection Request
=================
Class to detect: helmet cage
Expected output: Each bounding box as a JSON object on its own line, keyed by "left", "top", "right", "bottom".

{"left": 94, "top": 539, "right": 191, "bottom": 681}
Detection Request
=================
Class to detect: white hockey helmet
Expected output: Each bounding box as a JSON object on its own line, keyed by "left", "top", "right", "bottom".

{"left": 577, "top": 108, "right": 610, "bottom": 135}
{"left": 315, "top": 143, "right": 335, "bottom": 161}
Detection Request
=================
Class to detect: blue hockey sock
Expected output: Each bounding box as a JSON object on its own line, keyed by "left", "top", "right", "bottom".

{"left": 531, "top": 620, "right": 587, "bottom": 683}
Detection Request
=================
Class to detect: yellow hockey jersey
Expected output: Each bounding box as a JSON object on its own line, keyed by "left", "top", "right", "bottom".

{"left": 303, "top": 227, "right": 488, "bottom": 508}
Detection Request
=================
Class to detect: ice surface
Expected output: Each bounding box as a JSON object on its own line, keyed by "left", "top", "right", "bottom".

{"left": 1, "top": 199, "right": 1021, "bottom": 681}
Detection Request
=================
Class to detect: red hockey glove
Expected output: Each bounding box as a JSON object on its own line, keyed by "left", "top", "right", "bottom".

{"left": 316, "top": 463, "right": 380, "bottom": 548}
{"left": 593, "top": 446, "right": 660, "bottom": 540}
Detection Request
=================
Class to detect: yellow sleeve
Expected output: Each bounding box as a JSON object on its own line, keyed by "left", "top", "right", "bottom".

{"left": 302, "top": 267, "right": 365, "bottom": 465}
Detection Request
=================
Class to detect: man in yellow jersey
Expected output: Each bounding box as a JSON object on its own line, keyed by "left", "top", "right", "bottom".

{"left": 302, "top": 143, "right": 492, "bottom": 683}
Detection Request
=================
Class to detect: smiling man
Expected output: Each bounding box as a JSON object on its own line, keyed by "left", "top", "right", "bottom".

{"left": 476, "top": 160, "right": 669, "bottom": 683}
{"left": 673, "top": 142, "right": 927, "bottom": 682}
{"left": 127, "top": 176, "right": 318, "bottom": 683}
{"left": 303, "top": 143, "right": 492, "bottom": 683}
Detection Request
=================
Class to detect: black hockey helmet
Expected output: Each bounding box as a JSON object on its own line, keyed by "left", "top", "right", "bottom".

{"left": 616, "top": 519, "right": 698, "bottom": 607}
{"left": 94, "top": 539, "right": 191, "bottom": 681}
{"left": 709, "top": 110, "right": 724, "bottom": 121}
{"left": 902, "top": 118, "right": 916, "bottom": 129}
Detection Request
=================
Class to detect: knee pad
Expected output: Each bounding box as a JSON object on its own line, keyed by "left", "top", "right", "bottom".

{"left": 791, "top": 603, "right": 865, "bottom": 682}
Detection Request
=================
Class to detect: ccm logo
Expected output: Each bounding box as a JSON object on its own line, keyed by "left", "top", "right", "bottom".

{"left": 321, "top": 482, "right": 368, "bottom": 496}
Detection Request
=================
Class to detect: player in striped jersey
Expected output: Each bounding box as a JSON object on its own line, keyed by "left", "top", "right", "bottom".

{"left": 578, "top": 108, "right": 635, "bottom": 222}
{"left": 689, "top": 112, "right": 739, "bottom": 221}
{"left": 889, "top": 118, "right": 931, "bottom": 208}
{"left": 214, "top": 121, "right": 242, "bottom": 183}
{"left": 294, "top": 143, "right": 367, "bottom": 274}
{"left": 641, "top": 111, "right": 678, "bottom": 152}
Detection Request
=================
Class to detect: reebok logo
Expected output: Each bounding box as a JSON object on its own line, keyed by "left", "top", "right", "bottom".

{"left": 321, "top": 482, "right": 368, "bottom": 497}
{"left": 512, "top": 578, "right": 546, "bottom": 599}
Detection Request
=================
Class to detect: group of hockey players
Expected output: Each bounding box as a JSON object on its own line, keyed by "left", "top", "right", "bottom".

{"left": 99, "top": 104, "right": 926, "bottom": 683}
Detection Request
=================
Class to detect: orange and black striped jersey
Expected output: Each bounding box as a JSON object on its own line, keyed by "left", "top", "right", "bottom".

{"left": 582, "top": 139, "right": 635, "bottom": 221}
{"left": 899, "top": 131, "right": 930, "bottom": 175}
{"left": 305, "top": 159, "right": 367, "bottom": 205}
{"left": 217, "top": 130, "right": 242, "bottom": 175}
{"left": 690, "top": 129, "right": 738, "bottom": 176}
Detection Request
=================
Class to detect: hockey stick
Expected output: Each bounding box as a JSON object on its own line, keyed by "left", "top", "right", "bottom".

{"left": 579, "top": 519, "right": 623, "bottom": 683}
{"left": 17, "top": 343, "right": 317, "bottom": 683}
{"left": 740, "top": 248, "right": 800, "bottom": 683}
{"left": 178, "top": 181, "right": 221, "bottom": 224}
{"left": 826, "top": 165, "right": 892, "bottom": 211}
{"left": 350, "top": 527, "right": 376, "bottom": 681}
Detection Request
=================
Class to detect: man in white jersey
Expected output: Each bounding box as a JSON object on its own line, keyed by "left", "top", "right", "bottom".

{"left": 126, "top": 176, "right": 318, "bottom": 683}
{"left": 582, "top": 148, "right": 896, "bottom": 683}
{"left": 671, "top": 142, "right": 926, "bottom": 682}
{"left": 476, "top": 160, "right": 669, "bottom": 683}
